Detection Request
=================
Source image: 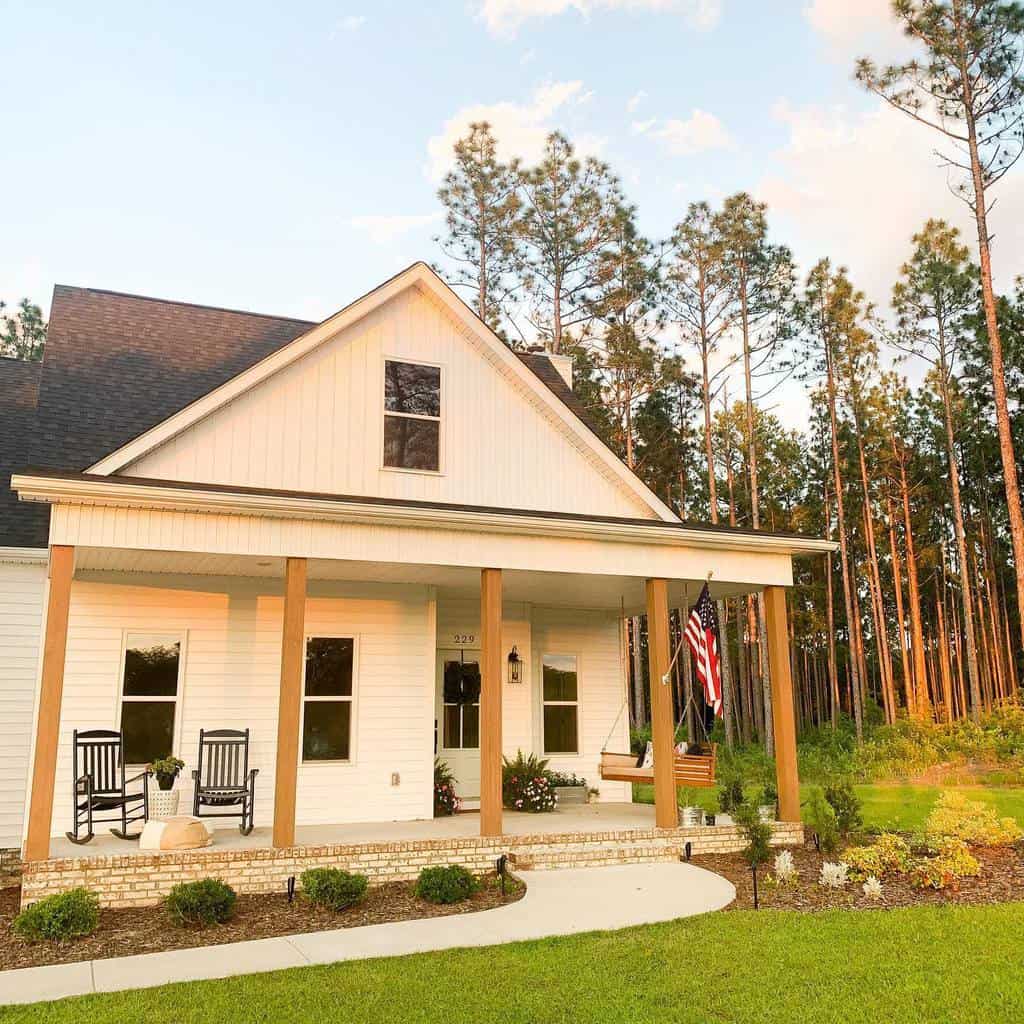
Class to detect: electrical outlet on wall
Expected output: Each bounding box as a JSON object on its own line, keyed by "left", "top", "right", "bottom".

{"left": 391, "top": 772, "right": 400, "bottom": 787}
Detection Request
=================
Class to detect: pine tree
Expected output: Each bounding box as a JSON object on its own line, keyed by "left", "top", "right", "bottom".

{"left": 435, "top": 122, "right": 522, "bottom": 332}
{"left": 857, "top": 0, "right": 1024, "bottom": 650}
{"left": 517, "top": 133, "right": 624, "bottom": 353}
{"left": 0, "top": 299, "right": 46, "bottom": 361}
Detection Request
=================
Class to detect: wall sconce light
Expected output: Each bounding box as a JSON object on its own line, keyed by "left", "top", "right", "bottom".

{"left": 507, "top": 645, "right": 522, "bottom": 684}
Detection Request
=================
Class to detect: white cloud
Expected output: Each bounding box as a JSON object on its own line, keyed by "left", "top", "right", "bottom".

{"left": 757, "top": 98, "right": 1024, "bottom": 307}
{"left": 803, "top": 0, "right": 907, "bottom": 62}
{"left": 332, "top": 14, "right": 367, "bottom": 35}
{"left": 650, "top": 109, "right": 734, "bottom": 156}
{"left": 627, "top": 90, "right": 647, "bottom": 113}
{"left": 631, "top": 118, "right": 656, "bottom": 135}
{"left": 426, "top": 80, "right": 603, "bottom": 180}
{"left": 349, "top": 211, "right": 443, "bottom": 245}
{"left": 520, "top": 47, "right": 537, "bottom": 64}
{"left": 477, "top": 0, "right": 721, "bottom": 38}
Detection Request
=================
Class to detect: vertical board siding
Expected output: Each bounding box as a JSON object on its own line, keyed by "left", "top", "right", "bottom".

{"left": 0, "top": 561, "right": 46, "bottom": 848}
{"left": 123, "top": 288, "right": 653, "bottom": 520}
{"left": 49, "top": 576, "right": 434, "bottom": 837}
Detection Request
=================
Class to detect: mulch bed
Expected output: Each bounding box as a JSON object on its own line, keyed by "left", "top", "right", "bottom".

{"left": 0, "top": 872, "right": 525, "bottom": 971}
{"left": 696, "top": 841, "right": 1024, "bottom": 912}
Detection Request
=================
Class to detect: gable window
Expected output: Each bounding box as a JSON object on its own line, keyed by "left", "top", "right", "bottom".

{"left": 303, "top": 637, "right": 355, "bottom": 761}
{"left": 119, "top": 634, "right": 183, "bottom": 764}
{"left": 383, "top": 360, "right": 441, "bottom": 471}
{"left": 542, "top": 654, "right": 579, "bottom": 755}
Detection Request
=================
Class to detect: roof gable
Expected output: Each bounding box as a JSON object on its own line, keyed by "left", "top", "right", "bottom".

{"left": 92, "top": 264, "right": 678, "bottom": 522}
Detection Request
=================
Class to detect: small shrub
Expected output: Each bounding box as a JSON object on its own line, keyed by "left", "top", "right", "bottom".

{"left": 165, "top": 878, "right": 236, "bottom": 926}
{"left": 824, "top": 778, "right": 863, "bottom": 835}
{"left": 819, "top": 861, "right": 849, "bottom": 889}
{"left": 735, "top": 803, "right": 773, "bottom": 869}
{"left": 910, "top": 838, "right": 981, "bottom": 891}
{"left": 301, "top": 868, "right": 368, "bottom": 911}
{"left": 844, "top": 833, "right": 913, "bottom": 881}
{"left": 13, "top": 888, "right": 99, "bottom": 942}
{"left": 434, "top": 758, "right": 461, "bottom": 817}
{"left": 416, "top": 865, "right": 479, "bottom": 904}
{"left": 717, "top": 773, "right": 746, "bottom": 815}
{"left": 804, "top": 786, "right": 840, "bottom": 856}
{"left": 862, "top": 876, "right": 883, "bottom": 901}
{"left": 502, "top": 750, "right": 556, "bottom": 812}
{"left": 773, "top": 849, "right": 797, "bottom": 885}
{"left": 923, "top": 791, "right": 1023, "bottom": 847}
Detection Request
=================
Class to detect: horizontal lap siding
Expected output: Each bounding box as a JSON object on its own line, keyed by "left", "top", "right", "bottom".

{"left": 51, "top": 576, "right": 432, "bottom": 837}
{"left": 0, "top": 561, "right": 46, "bottom": 848}
{"left": 531, "top": 607, "right": 631, "bottom": 802}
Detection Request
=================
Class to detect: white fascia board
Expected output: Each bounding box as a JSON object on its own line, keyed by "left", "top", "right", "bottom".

{"left": 12, "top": 473, "right": 838, "bottom": 557}
{"left": 0, "top": 546, "right": 49, "bottom": 565}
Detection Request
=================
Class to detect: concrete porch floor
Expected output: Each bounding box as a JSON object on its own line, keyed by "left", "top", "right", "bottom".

{"left": 48, "top": 801, "right": 673, "bottom": 860}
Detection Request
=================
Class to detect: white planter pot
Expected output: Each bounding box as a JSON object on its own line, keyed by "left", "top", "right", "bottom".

{"left": 151, "top": 788, "right": 180, "bottom": 820}
{"left": 554, "top": 785, "right": 588, "bottom": 805}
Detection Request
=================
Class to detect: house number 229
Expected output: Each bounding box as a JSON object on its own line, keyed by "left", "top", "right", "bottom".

{"left": 452, "top": 634, "right": 476, "bottom": 645}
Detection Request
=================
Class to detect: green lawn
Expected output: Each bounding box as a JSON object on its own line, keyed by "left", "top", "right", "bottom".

{"left": 634, "top": 782, "right": 1024, "bottom": 832}
{"left": 3, "top": 904, "right": 1023, "bottom": 1023}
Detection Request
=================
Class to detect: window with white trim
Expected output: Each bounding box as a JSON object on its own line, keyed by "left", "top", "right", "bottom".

{"left": 119, "top": 633, "right": 183, "bottom": 764}
{"left": 542, "top": 654, "right": 579, "bottom": 755}
{"left": 383, "top": 360, "right": 441, "bottom": 471}
{"left": 302, "top": 637, "right": 355, "bottom": 761}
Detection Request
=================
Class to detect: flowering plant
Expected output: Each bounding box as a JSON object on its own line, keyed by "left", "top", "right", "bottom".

{"left": 502, "top": 751, "right": 557, "bottom": 813}
{"left": 819, "top": 861, "right": 849, "bottom": 889}
{"left": 433, "top": 758, "right": 461, "bottom": 817}
{"left": 862, "top": 876, "right": 883, "bottom": 901}
{"left": 773, "top": 850, "right": 797, "bottom": 886}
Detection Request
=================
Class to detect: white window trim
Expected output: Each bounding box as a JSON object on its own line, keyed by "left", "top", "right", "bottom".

{"left": 115, "top": 630, "right": 187, "bottom": 767}
{"left": 541, "top": 652, "right": 581, "bottom": 756}
{"left": 300, "top": 634, "right": 359, "bottom": 766}
{"left": 380, "top": 356, "right": 445, "bottom": 476}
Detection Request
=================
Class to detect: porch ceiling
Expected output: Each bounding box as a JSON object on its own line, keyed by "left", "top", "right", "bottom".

{"left": 73, "top": 546, "right": 760, "bottom": 611}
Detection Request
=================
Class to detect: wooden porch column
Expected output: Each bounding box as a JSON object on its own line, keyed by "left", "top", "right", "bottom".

{"left": 764, "top": 585, "right": 801, "bottom": 822}
{"left": 480, "top": 568, "right": 503, "bottom": 837}
{"left": 24, "top": 545, "right": 75, "bottom": 862}
{"left": 646, "top": 578, "right": 678, "bottom": 829}
{"left": 273, "top": 557, "right": 307, "bottom": 848}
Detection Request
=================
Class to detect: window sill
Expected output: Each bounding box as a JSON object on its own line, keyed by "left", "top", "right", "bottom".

{"left": 381, "top": 465, "right": 445, "bottom": 478}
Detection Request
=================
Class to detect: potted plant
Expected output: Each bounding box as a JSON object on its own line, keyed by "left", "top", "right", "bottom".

{"left": 677, "top": 788, "right": 704, "bottom": 827}
{"left": 433, "top": 758, "right": 461, "bottom": 817}
{"left": 148, "top": 756, "right": 185, "bottom": 819}
{"left": 548, "top": 770, "right": 588, "bottom": 805}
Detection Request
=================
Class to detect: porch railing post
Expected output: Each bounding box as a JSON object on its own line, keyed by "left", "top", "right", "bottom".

{"left": 24, "top": 544, "right": 75, "bottom": 862}
{"left": 764, "top": 585, "right": 801, "bottom": 822}
{"left": 646, "top": 577, "right": 678, "bottom": 829}
{"left": 273, "top": 556, "right": 307, "bottom": 848}
{"left": 479, "top": 567, "right": 503, "bottom": 837}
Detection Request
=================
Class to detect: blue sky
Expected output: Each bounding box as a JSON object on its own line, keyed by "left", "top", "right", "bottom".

{"left": 5, "top": 0, "right": 1024, "bottom": 363}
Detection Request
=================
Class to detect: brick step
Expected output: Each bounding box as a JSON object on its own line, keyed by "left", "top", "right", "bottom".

{"left": 513, "top": 843, "right": 683, "bottom": 871}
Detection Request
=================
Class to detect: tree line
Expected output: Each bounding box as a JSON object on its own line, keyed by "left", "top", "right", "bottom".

{"left": 433, "top": 0, "right": 1024, "bottom": 746}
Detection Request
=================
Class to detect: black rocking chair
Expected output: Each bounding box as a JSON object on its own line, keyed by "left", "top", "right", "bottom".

{"left": 192, "top": 728, "right": 258, "bottom": 835}
{"left": 67, "top": 729, "right": 150, "bottom": 844}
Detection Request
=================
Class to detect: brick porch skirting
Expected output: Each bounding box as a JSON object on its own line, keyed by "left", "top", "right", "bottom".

{"left": 21, "top": 822, "right": 804, "bottom": 909}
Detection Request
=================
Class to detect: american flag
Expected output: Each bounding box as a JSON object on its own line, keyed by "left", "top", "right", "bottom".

{"left": 684, "top": 582, "right": 723, "bottom": 718}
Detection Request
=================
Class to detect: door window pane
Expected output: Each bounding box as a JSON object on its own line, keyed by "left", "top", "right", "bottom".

{"left": 302, "top": 701, "right": 352, "bottom": 761}
{"left": 462, "top": 704, "right": 480, "bottom": 749}
{"left": 305, "top": 638, "right": 354, "bottom": 696}
{"left": 543, "top": 705, "right": 578, "bottom": 755}
{"left": 121, "top": 701, "right": 175, "bottom": 765}
{"left": 443, "top": 704, "right": 461, "bottom": 748}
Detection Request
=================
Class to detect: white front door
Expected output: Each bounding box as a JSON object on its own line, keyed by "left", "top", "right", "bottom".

{"left": 436, "top": 649, "right": 481, "bottom": 800}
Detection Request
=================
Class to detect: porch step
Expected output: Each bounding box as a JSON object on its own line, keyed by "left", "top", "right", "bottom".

{"left": 511, "top": 842, "right": 683, "bottom": 872}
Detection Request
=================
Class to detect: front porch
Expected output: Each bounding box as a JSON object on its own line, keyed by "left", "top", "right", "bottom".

{"left": 25, "top": 802, "right": 804, "bottom": 907}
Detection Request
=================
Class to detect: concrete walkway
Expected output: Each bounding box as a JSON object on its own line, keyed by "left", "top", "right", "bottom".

{"left": 0, "top": 862, "right": 735, "bottom": 1007}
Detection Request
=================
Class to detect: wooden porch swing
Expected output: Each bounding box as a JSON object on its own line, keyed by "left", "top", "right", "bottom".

{"left": 599, "top": 599, "right": 717, "bottom": 789}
